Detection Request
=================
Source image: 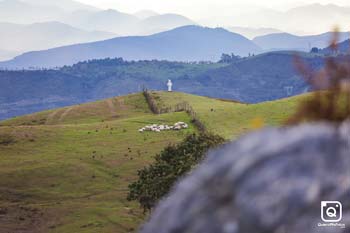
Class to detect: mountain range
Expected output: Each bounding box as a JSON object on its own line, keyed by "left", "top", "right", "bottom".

{"left": 254, "top": 32, "right": 350, "bottom": 52}
{"left": 64, "top": 9, "right": 196, "bottom": 35}
{"left": 0, "top": 21, "right": 115, "bottom": 61}
{"left": 0, "top": 0, "right": 196, "bottom": 36}
{"left": 1, "top": 1, "right": 350, "bottom": 62}
{"left": 0, "top": 0, "right": 66, "bottom": 24}
{"left": 0, "top": 0, "right": 197, "bottom": 60}
{"left": 226, "top": 3, "right": 350, "bottom": 35}
{"left": 2, "top": 24, "right": 349, "bottom": 69}
{"left": 0, "top": 26, "right": 261, "bottom": 69}
{"left": 227, "top": 27, "right": 283, "bottom": 40}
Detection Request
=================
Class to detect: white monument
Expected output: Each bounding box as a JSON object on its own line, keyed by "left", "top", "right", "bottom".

{"left": 167, "top": 79, "right": 173, "bottom": 92}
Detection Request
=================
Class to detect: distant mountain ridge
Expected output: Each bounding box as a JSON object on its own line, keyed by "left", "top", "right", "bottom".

{"left": 20, "top": 0, "right": 100, "bottom": 12}
{"left": 227, "top": 27, "right": 283, "bottom": 39}
{"left": 0, "top": 26, "right": 261, "bottom": 69}
{"left": 134, "top": 10, "right": 159, "bottom": 19}
{"left": 321, "top": 39, "right": 350, "bottom": 55}
{"left": 0, "top": 21, "right": 115, "bottom": 60}
{"left": 254, "top": 32, "right": 350, "bottom": 52}
{"left": 0, "top": 0, "right": 197, "bottom": 36}
{"left": 0, "top": 0, "right": 65, "bottom": 24}
{"left": 226, "top": 3, "right": 350, "bottom": 35}
{"left": 66, "top": 9, "right": 196, "bottom": 35}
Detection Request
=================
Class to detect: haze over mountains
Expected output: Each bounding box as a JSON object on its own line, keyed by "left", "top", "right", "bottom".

{"left": 227, "top": 27, "right": 283, "bottom": 40}
{"left": 0, "top": 22, "right": 115, "bottom": 61}
{"left": 0, "top": 26, "right": 261, "bottom": 69}
{"left": 0, "top": 0, "right": 195, "bottom": 35}
{"left": 1, "top": 25, "right": 349, "bottom": 69}
{"left": 0, "top": 0, "right": 197, "bottom": 60}
{"left": 1, "top": 0, "right": 350, "bottom": 62}
{"left": 211, "top": 3, "right": 350, "bottom": 35}
{"left": 254, "top": 32, "right": 350, "bottom": 52}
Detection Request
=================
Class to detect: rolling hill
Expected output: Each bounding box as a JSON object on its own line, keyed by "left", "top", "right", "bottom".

{"left": 0, "top": 91, "right": 305, "bottom": 232}
{"left": 0, "top": 26, "right": 261, "bottom": 69}
{"left": 253, "top": 32, "right": 350, "bottom": 52}
{"left": 0, "top": 51, "right": 327, "bottom": 120}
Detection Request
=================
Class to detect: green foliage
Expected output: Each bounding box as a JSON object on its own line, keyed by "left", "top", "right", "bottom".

{"left": 127, "top": 133, "right": 225, "bottom": 212}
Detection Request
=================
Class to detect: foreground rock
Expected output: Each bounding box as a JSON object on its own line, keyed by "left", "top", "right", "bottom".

{"left": 141, "top": 121, "right": 350, "bottom": 233}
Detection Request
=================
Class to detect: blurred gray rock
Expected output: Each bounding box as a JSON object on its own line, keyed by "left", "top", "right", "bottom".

{"left": 141, "top": 121, "right": 350, "bottom": 233}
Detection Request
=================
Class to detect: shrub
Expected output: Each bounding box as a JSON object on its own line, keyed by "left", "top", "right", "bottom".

{"left": 127, "top": 133, "right": 225, "bottom": 212}
{"left": 288, "top": 38, "right": 350, "bottom": 124}
{"left": 0, "top": 134, "right": 16, "bottom": 146}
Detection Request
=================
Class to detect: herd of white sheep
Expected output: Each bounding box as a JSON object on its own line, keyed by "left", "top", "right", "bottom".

{"left": 139, "top": 122, "right": 189, "bottom": 133}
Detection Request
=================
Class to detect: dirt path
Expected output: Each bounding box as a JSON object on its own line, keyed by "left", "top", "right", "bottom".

{"left": 59, "top": 107, "right": 73, "bottom": 122}
{"left": 106, "top": 99, "right": 118, "bottom": 118}
{"left": 117, "top": 97, "right": 126, "bottom": 110}
{"left": 45, "top": 110, "right": 60, "bottom": 125}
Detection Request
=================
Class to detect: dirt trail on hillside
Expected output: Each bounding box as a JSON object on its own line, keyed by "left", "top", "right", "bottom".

{"left": 59, "top": 107, "right": 73, "bottom": 122}
{"left": 117, "top": 98, "right": 126, "bottom": 110}
{"left": 106, "top": 99, "right": 118, "bottom": 118}
{"left": 46, "top": 110, "right": 60, "bottom": 125}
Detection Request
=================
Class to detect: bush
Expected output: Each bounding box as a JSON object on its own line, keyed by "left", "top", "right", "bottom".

{"left": 289, "top": 51, "right": 350, "bottom": 124}
{"left": 0, "top": 134, "right": 16, "bottom": 146}
{"left": 127, "top": 133, "right": 225, "bottom": 212}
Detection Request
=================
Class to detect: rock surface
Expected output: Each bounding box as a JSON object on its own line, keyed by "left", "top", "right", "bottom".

{"left": 141, "top": 121, "right": 350, "bottom": 233}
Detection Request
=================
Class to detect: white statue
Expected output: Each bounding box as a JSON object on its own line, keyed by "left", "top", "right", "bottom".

{"left": 167, "top": 79, "right": 173, "bottom": 92}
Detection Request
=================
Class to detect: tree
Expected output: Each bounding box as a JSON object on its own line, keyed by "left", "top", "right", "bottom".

{"left": 310, "top": 47, "right": 320, "bottom": 53}
{"left": 219, "top": 53, "right": 241, "bottom": 63}
{"left": 127, "top": 133, "right": 225, "bottom": 212}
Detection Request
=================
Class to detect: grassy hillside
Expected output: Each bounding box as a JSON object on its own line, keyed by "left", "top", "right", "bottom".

{"left": 0, "top": 91, "right": 305, "bottom": 233}
{"left": 150, "top": 91, "right": 306, "bottom": 139}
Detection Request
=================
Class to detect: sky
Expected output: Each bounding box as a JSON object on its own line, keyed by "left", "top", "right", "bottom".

{"left": 74, "top": 0, "right": 350, "bottom": 33}
{"left": 76, "top": 0, "right": 350, "bottom": 17}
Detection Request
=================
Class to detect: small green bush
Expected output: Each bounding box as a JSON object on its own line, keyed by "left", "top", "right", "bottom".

{"left": 127, "top": 133, "right": 225, "bottom": 212}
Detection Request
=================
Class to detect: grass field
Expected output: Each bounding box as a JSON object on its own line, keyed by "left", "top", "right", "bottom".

{"left": 150, "top": 91, "right": 306, "bottom": 139}
{"left": 0, "top": 91, "right": 305, "bottom": 233}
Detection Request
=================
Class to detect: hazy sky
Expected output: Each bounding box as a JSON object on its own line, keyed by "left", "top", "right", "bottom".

{"left": 77, "top": 0, "right": 350, "bottom": 17}
{"left": 75, "top": 0, "right": 350, "bottom": 33}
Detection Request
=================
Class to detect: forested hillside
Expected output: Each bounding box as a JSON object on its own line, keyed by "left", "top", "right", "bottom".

{"left": 0, "top": 52, "right": 327, "bottom": 120}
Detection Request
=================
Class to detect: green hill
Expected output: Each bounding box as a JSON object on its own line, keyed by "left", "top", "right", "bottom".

{"left": 0, "top": 91, "right": 306, "bottom": 233}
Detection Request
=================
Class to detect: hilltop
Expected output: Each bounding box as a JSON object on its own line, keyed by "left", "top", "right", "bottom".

{"left": 0, "top": 91, "right": 306, "bottom": 232}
